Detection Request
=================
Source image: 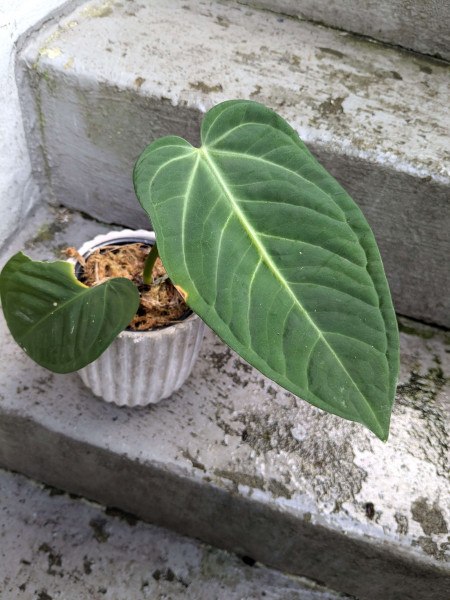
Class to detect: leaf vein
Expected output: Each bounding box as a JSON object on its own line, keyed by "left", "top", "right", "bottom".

{"left": 201, "top": 147, "right": 381, "bottom": 428}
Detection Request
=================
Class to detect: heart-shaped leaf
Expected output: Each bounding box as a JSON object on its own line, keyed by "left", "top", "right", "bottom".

{"left": 0, "top": 252, "right": 140, "bottom": 373}
{"left": 134, "top": 100, "right": 399, "bottom": 440}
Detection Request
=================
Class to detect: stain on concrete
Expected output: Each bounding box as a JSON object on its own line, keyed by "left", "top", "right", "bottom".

{"left": 363, "top": 502, "right": 375, "bottom": 520}
{"left": 394, "top": 512, "right": 409, "bottom": 535}
{"left": 152, "top": 567, "right": 188, "bottom": 587}
{"left": 317, "top": 47, "right": 345, "bottom": 59}
{"left": 396, "top": 362, "right": 449, "bottom": 477}
{"left": 214, "top": 468, "right": 265, "bottom": 494}
{"left": 89, "top": 518, "right": 110, "bottom": 543}
{"left": 233, "top": 410, "right": 302, "bottom": 455}
{"left": 267, "top": 478, "right": 292, "bottom": 499}
{"left": 411, "top": 498, "right": 448, "bottom": 536}
{"left": 134, "top": 76, "right": 145, "bottom": 87}
{"left": 29, "top": 375, "right": 55, "bottom": 396}
{"left": 63, "top": 57, "right": 74, "bottom": 70}
{"left": 215, "top": 16, "right": 229, "bottom": 28}
{"left": 216, "top": 405, "right": 366, "bottom": 505}
{"left": 250, "top": 84, "right": 262, "bottom": 97}
{"left": 417, "top": 536, "right": 439, "bottom": 557}
{"left": 297, "top": 436, "right": 367, "bottom": 505}
{"left": 182, "top": 449, "right": 206, "bottom": 472}
{"left": 209, "top": 347, "right": 233, "bottom": 372}
{"left": 82, "top": 2, "right": 114, "bottom": 18}
{"left": 414, "top": 536, "right": 449, "bottom": 561}
{"left": 319, "top": 96, "right": 345, "bottom": 116}
{"left": 83, "top": 556, "right": 93, "bottom": 574}
{"left": 38, "top": 543, "right": 62, "bottom": 576}
{"left": 189, "top": 81, "right": 223, "bottom": 94}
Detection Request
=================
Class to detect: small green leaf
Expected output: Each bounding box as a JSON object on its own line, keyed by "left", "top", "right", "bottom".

{"left": 134, "top": 100, "right": 399, "bottom": 440}
{"left": 0, "top": 252, "right": 140, "bottom": 373}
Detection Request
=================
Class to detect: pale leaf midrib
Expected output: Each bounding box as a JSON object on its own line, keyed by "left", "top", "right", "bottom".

{"left": 181, "top": 152, "right": 201, "bottom": 301}
{"left": 199, "top": 145, "right": 383, "bottom": 430}
{"left": 209, "top": 145, "right": 396, "bottom": 380}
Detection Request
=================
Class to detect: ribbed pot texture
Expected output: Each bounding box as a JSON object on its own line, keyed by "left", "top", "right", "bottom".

{"left": 78, "top": 314, "right": 205, "bottom": 406}
{"left": 73, "top": 229, "right": 205, "bottom": 406}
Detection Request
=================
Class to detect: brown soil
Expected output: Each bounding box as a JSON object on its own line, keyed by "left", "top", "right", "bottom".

{"left": 62, "top": 243, "right": 189, "bottom": 330}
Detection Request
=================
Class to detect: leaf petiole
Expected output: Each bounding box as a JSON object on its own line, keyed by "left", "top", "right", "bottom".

{"left": 143, "top": 241, "right": 159, "bottom": 285}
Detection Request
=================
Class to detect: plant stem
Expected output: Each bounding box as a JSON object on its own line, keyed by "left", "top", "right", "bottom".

{"left": 143, "top": 241, "right": 159, "bottom": 285}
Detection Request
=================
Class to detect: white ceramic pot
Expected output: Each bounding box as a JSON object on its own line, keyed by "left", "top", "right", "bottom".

{"left": 72, "top": 229, "right": 205, "bottom": 407}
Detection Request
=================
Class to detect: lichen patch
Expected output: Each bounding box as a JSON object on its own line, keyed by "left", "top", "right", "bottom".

{"left": 411, "top": 498, "right": 448, "bottom": 536}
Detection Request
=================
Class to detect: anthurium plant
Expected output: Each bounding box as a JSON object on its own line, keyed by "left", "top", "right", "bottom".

{"left": 0, "top": 100, "right": 399, "bottom": 440}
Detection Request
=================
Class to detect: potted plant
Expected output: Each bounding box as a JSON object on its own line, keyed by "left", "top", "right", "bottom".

{"left": 67, "top": 228, "right": 206, "bottom": 406}
{"left": 0, "top": 100, "right": 399, "bottom": 439}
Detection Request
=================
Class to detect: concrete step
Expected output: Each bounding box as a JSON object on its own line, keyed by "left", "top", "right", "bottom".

{"left": 238, "top": 1, "right": 450, "bottom": 61}
{"left": 17, "top": 0, "right": 450, "bottom": 328}
{"left": 0, "top": 467, "right": 351, "bottom": 600}
{"left": 0, "top": 206, "right": 449, "bottom": 600}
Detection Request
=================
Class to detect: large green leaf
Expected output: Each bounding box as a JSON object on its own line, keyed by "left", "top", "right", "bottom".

{"left": 0, "top": 252, "right": 140, "bottom": 373}
{"left": 134, "top": 100, "right": 399, "bottom": 440}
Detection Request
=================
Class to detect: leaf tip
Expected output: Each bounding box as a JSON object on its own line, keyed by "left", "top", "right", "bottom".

{"left": 378, "top": 430, "right": 390, "bottom": 443}
{"left": 371, "top": 417, "right": 391, "bottom": 443}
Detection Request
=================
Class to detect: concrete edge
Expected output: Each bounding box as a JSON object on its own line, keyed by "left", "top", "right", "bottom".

{"left": 0, "top": 410, "right": 448, "bottom": 600}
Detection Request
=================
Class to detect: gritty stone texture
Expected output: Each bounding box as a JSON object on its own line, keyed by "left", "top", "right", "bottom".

{"left": 16, "top": 0, "right": 450, "bottom": 327}
{"left": 239, "top": 0, "right": 450, "bottom": 60}
{"left": 0, "top": 0, "right": 75, "bottom": 252}
{"left": 0, "top": 210, "right": 449, "bottom": 599}
{"left": 0, "top": 469, "right": 347, "bottom": 600}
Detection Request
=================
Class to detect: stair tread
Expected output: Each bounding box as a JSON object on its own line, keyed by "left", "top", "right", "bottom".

{"left": 0, "top": 467, "right": 347, "bottom": 599}
{"left": 237, "top": 0, "right": 450, "bottom": 61}
{"left": 22, "top": 0, "right": 448, "bottom": 176}
{"left": 0, "top": 207, "right": 449, "bottom": 600}
{"left": 17, "top": 0, "right": 450, "bottom": 328}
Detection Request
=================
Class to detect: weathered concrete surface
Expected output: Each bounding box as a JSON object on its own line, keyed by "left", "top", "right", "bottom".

{"left": 0, "top": 0, "right": 78, "bottom": 252}
{"left": 0, "top": 208, "right": 449, "bottom": 600}
{"left": 1, "top": 469, "right": 347, "bottom": 600}
{"left": 17, "top": 0, "right": 450, "bottom": 327}
{"left": 239, "top": 0, "right": 450, "bottom": 60}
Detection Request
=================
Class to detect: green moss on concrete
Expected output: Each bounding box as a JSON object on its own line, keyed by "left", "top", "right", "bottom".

{"left": 397, "top": 320, "right": 435, "bottom": 339}
{"left": 24, "top": 208, "right": 72, "bottom": 252}
{"left": 31, "top": 222, "right": 55, "bottom": 243}
{"left": 32, "top": 74, "right": 54, "bottom": 194}
{"left": 25, "top": 221, "right": 61, "bottom": 248}
{"left": 41, "top": 70, "right": 58, "bottom": 94}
